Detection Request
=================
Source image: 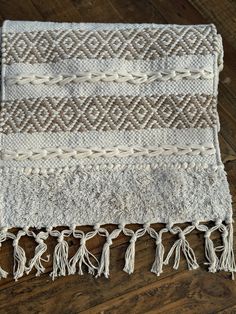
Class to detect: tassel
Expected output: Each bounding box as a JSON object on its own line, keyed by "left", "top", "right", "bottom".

{"left": 195, "top": 223, "right": 219, "bottom": 273}
{"left": 164, "top": 226, "right": 199, "bottom": 270}
{"left": 123, "top": 235, "right": 136, "bottom": 274}
{"left": 203, "top": 225, "right": 219, "bottom": 273}
{"left": 26, "top": 230, "right": 50, "bottom": 276}
{"left": 147, "top": 226, "right": 168, "bottom": 276}
{"left": 227, "top": 222, "right": 236, "bottom": 279}
{"left": 69, "top": 229, "right": 99, "bottom": 276}
{"left": 152, "top": 240, "right": 165, "bottom": 276}
{"left": 50, "top": 229, "right": 71, "bottom": 280}
{"left": 204, "top": 232, "right": 218, "bottom": 272}
{"left": 218, "top": 222, "right": 236, "bottom": 279}
{"left": 96, "top": 227, "right": 121, "bottom": 278}
{"left": 217, "top": 224, "right": 229, "bottom": 272}
{"left": 0, "top": 227, "right": 13, "bottom": 279}
{"left": 0, "top": 267, "right": 8, "bottom": 279}
{"left": 123, "top": 227, "right": 146, "bottom": 274}
{"left": 164, "top": 236, "right": 181, "bottom": 269}
{"left": 13, "top": 229, "right": 27, "bottom": 281}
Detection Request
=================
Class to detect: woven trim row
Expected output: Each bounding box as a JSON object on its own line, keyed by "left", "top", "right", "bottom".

{"left": 7, "top": 69, "right": 213, "bottom": 85}
{"left": 1, "top": 144, "right": 216, "bottom": 161}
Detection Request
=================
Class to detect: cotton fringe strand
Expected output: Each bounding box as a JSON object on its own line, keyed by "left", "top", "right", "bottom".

{"left": 0, "top": 221, "right": 235, "bottom": 281}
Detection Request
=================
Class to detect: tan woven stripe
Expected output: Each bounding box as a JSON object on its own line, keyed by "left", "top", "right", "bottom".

{"left": 0, "top": 95, "right": 217, "bottom": 134}
{"left": 2, "top": 26, "right": 220, "bottom": 65}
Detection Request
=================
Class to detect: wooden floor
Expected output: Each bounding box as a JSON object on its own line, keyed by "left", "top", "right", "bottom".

{"left": 0, "top": 1, "right": 236, "bottom": 313}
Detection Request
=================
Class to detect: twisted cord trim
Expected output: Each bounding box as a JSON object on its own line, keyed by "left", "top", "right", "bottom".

{"left": 2, "top": 144, "right": 216, "bottom": 161}
{"left": 7, "top": 69, "right": 214, "bottom": 86}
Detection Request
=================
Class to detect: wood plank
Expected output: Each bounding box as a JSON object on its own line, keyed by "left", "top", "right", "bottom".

{"left": 189, "top": 0, "right": 236, "bottom": 50}
{"left": 109, "top": 0, "right": 166, "bottom": 23}
{"left": 218, "top": 104, "right": 236, "bottom": 153}
{"left": 217, "top": 305, "right": 236, "bottom": 314}
{"left": 80, "top": 270, "right": 236, "bottom": 314}
{"left": 0, "top": 0, "right": 43, "bottom": 21}
{"left": 219, "top": 134, "right": 236, "bottom": 165}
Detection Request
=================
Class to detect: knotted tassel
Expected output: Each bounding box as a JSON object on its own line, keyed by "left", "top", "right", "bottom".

{"left": 26, "top": 230, "right": 49, "bottom": 276}
{"left": 96, "top": 226, "right": 121, "bottom": 278}
{"left": 152, "top": 238, "right": 165, "bottom": 276}
{"left": 164, "top": 225, "right": 199, "bottom": 270}
{"left": 13, "top": 229, "right": 27, "bottom": 281}
{"left": 0, "top": 227, "right": 15, "bottom": 279}
{"left": 227, "top": 222, "right": 236, "bottom": 279}
{"left": 69, "top": 228, "right": 99, "bottom": 276}
{"left": 217, "top": 223, "right": 229, "bottom": 272}
{"left": 218, "top": 221, "right": 236, "bottom": 279}
{"left": 195, "top": 223, "right": 218, "bottom": 273}
{"left": 123, "top": 227, "right": 146, "bottom": 274}
{"left": 0, "top": 265, "right": 8, "bottom": 279}
{"left": 123, "top": 235, "right": 137, "bottom": 275}
{"left": 49, "top": 229, "right": 71, "bottom": 280}
{"left": 204, "top": 233, "right": 218, "bottom": 272}
{"left": 146, "top": 225, "right": 168, "bottom": 276}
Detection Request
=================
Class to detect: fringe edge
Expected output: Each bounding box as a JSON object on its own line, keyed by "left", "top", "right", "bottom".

{"left": 0, "top": 220, "right": 235, "bottom": 281}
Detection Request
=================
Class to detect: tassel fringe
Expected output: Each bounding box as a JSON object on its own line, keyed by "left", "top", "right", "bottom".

{"left": 0, "top": 221, "right": 234, "bottom": 280}
{"left": 13, "top": 229, "right": 27, "bottom": 281}
{"left": 69, "top": 227, "right": 99, "bottom": 276}
{"left": 147, "top": 225, "right": 168, "bottom": 276}
{"left": 96, "top": 226, "right": 121, "bottom": 278}
{"left": 216, "top": 221, "right": 236, "bottom": 279}
{"left": 196, "top": 223, "right": 220, "bottom": 273}
{"left": 163, "top": 225, "right": 199, "bottom": 270}
{"left": 49, "top": 229, "right": 71, "bottom": 280}
{"left": 0, "top": 228, "right": 15, "bottom": 279}
{"left": 25, "top": 230, "right": 49, "bottom": 276}
{"left": 123, "top": 227, "right": 146, "bottom": 274}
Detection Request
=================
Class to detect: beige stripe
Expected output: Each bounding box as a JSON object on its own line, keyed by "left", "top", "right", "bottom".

{"left": 0, "top": 95, "right": 218, "bottom": 134}
{"left": 2, "top": 26, "right": 220, "bottom": 65}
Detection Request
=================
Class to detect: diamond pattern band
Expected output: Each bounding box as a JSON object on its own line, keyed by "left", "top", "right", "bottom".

{"left": 2, "top": 25, "right": 220, "bottom": 65}
{"left": 0, "top": 95, "right": 217, "bottom": 134}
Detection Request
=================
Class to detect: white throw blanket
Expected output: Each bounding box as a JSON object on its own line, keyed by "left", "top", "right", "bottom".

{"left": 0, "top": 20, "right": 235, "bottom": 280}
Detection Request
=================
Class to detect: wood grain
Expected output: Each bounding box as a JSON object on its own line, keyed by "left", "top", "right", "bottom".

{"left": 0, "top": 1, "right": 235, "bottom": 313}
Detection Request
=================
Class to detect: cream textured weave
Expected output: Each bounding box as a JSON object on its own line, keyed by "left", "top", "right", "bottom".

{"left": 0, "top": 20, "right": 234, "bottom": 281}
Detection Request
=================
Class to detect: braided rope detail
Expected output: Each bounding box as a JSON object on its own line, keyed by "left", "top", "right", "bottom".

{"left": 7, "top": 69, "right": 214, "bottom": 86}
{"left": 2, "top": 144, "right": 215, "bottom": 161}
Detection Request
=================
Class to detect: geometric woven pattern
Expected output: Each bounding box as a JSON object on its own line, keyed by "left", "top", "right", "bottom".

{"left": 2, "top": 25, "right": 220, "bottom": 65}
{"left": 0, "top": 94, "right": 217, "bottom": 134}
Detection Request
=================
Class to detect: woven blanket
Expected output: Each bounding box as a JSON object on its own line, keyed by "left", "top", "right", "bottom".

{"left": 0, "top": 20, "right": 235, "bottom": 281}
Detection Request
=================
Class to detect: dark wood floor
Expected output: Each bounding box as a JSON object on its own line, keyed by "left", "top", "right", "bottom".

{"left": 0, "top": 1, "right": 235, "bottom": 313}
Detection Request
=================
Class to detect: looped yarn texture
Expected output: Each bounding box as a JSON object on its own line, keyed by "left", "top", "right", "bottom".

{"left": 7, "top": 69, "right": 214, "bottom": 86}
{"left": 2, "top": 144, "right": 216, "bottom": 161}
